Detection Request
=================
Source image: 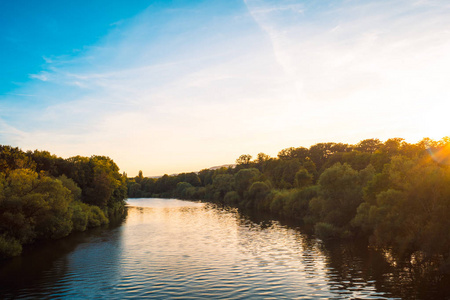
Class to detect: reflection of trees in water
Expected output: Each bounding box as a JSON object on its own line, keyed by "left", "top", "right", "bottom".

{"left": 375, "top": 250, "right": 450, "bottom": 299}
{"left": 317, "top": 240, "right": 391, "bottom": 297}
{"left": 0, "top": 216, "right": 126, "bottom": 298}
{"left": 317, "top": 240, "right": 450, "bottom": 299}
{"left": 0, "top": 230, "right": 93, "bottom": 296}
{"left": 232, "top": 205, "right": 450, "bottom": 299}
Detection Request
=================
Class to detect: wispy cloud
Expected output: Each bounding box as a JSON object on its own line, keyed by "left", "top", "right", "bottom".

{"left": 29, "top": 72, "right": 50, "bottom": 81}
{"left": 244, "top": 0, "right": 450, "bottom": 138}
{"left": 2, "top": 0, "right": 450, "bottom": 175}
{"left": 245, "top": 0, "right": 450, "bottom": 99}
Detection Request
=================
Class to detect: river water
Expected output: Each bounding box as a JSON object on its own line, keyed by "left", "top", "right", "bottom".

{"left": 0, "top": 198, "right": 449, "bottom": 299}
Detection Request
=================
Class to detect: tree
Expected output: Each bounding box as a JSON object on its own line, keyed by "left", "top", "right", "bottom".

{"left": 198, "top": 169, "right": 214, "bottom": 186}
{"left": 355, "top": 139, "right": 382, "bottom": 153}
{"left": 294, "top": 168, "right": 313, "bottom": 188}
{"left": 174, "top": 182, "right": 193, "bottom": 199}
{"left": 277, "top": 147, "right": 308, "bottom": 161}
{"left": 314, "top": 163, "right": 373, "bottom": 228}
{"left": 184, "top": 172, "right": 201, "bottom": 187}
{"left": 281, "top": 159, "right": 302, "bottom": 187}
{"left": 0, "top": 146, "right": 124, "bottom": 258}
{"left": 136, "top": 170, "right": 144, "bottom": 184}
{"left": 212, "top": 174, "right": 234, "bottom": 199}
{"left": 0, "top": 169, "right": 75, "bottom": 256}
{"left": 255, "top": 153, "right": 271, "bottom": 164}
{"left": 254, "top": 153, "right": 271, "bottom": 171}
{"left": 308, "top": 143, "right": 338, "bottom": 171}
{"left": 0, "top": 146, "right": 36, "bottom": 174}
{"left": 86, "top": 172, "right": 113, "bottom": 207}
{"left": 248, "top": 181, "right": 270, "bottom": 201}
{"left": 234, "top": 168, "right": 261, "bottom": 197}
{"left": 236, "top": 154, "right": 252, "bottom": 166}
{"left": 58, "top": 174, "right": 82, "bottom": 201}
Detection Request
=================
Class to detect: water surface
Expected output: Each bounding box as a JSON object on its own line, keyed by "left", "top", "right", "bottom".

{"left": 0, "top": 198, "right": 449, "bottom": 299}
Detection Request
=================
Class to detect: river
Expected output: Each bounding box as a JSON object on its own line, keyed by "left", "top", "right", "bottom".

{"left": 0, "top": 198, "right": 449, "bottom": 299}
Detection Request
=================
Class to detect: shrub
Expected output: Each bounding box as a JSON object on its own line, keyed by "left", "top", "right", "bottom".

{"left": 87, "top": 206, "right": 109, "bottom": 228}
{"left": 248, "top": 181, "right": 270, "bottom": 201}
{"left": 224, "top": 191, "right": 240, "bottom": 205}
{"left": 71, "top": 202, "right": 88, "bottom": 232}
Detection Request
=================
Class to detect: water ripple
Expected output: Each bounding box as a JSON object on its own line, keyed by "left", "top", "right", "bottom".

{"left": 0, "top": 198, "right": 419, "bottom": 299}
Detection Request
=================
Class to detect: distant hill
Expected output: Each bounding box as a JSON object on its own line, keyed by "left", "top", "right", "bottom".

{"left": 207, "top": 164, "right": 236, "bottom": 170}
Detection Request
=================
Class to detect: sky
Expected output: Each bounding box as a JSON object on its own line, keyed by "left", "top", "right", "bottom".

{"left": 1, "top": 0, "right": 450, "bottom": 176}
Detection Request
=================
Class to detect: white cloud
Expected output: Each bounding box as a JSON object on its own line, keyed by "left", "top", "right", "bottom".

{"left": 29, "top": 72, "right": 50, "bottom": 81}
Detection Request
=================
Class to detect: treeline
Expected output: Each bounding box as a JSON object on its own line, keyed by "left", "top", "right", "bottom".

{"left": 0, "top": 146, "right": 127, "bottom": 258}
{"left": 128, "top": 137, "right": 450, "bottom": 262}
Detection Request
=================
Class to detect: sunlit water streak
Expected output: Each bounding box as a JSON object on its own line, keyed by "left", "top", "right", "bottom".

{"left": 1, "top": 198, "right": 445, "bottom": 299}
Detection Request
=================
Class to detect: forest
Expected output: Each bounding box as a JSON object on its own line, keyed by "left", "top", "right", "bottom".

{"left": 128, "top": 137, "right": 450, "bottom": 266}
{"left": 0, "top": 146, "right": 127, "bottom": 258}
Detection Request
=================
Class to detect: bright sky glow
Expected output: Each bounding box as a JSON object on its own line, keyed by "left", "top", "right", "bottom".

{"left": 1, "top": 0, "right": 450, "bottom": 176}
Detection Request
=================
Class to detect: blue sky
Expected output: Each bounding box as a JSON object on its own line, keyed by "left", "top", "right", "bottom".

{"left": 1, "top": 0, "right": 450, "bottom": 176}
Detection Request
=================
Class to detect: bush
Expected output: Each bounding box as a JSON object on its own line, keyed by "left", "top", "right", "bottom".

{"left": 87, "top": 206, "right": 109, "bottom": 228}
{"left": 234, "top": 168, "right": 261, "bottom": 197}
{"left": 283, "top": 185, "right": 319, "bottom": 220}
{"left": 294, "top": 168, "right": 313, "bottom": 188}
{"left": 269, "top": 190, "right": 289, "bottom": 214}
{"left": 248, "top": 181, "right": 270, "bottom": 201}
{"left": 174, "top": 182, "right": 193, "bottom": 199}
{"left": 223, "top": 191, "right": 240, "bottom": 205}
{"left": 71, "top": 202, "right": 88, "bottom": 232}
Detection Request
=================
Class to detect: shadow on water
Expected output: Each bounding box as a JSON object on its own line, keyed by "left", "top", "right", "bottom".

{"left": 318, "top": 240, "right": 450, "bottom": 299}
{"left": 218, "top": 203, "right": 450, "bottom": 299}
{"left": 0, "top": 213, "right": 126, "bottom": 298}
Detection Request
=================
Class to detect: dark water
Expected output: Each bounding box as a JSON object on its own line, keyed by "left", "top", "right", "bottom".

{"left": 1, "top": 198, "right": 449, "bottom": 299}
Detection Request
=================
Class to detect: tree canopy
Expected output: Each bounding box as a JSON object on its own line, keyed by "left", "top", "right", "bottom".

{"left": 0, "top": 146, "right": 127, "bottom": 258}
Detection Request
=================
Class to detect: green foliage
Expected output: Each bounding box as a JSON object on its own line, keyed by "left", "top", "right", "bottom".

{"left": 212, "top": 174, "right": 234, "bottom": 200}
{"left": 70, "top": 202, "right": 88, "bottom": 232}
{"left": 0, "top": 234, "right": 22, "bottom": 258}
{"left": 223, "top": 191, "right": 240, "bottom": 205}
{"left": 294, "top": 168, "right": 313, "bottom": 188}
{"left": 247, "top": 181, "right": 271, "bottom": 206}
{"left": 268, "top": 189, "right": 290, "bottom": 214}
{"left": 58, "top": 174, "right": 82, "bottom": 201}
{"left": 234, "top": 168, "right": 261, "bottom": 197}
{"left": 128, "top": 182, "right": 143, "bottom": 198}
{"left": 278, "top": 147, "right": 309, "bottom": 161}
{"left": 264, "top": 159, "right": 301, "bottom": 188}
{"left": 0, "top": 146, "right": 127, "bottom": 258}
{"left": 174, "top": 182, "right": 193, "bottom": 199}
{"left": 354, "top": 154, "right": 450, "bottom": 257}
{"left": 198, "top": 169, "right": 213, "bottom": 186}
{"left": 255, "top": 153, "right": 271, "bottom": 165}
{"left": 236, "top": 154, "right": 252, "bottom": 166}
{"left": 0, "top": 146, "right": 36, "bottom": 174}
{"left": 87, "top": 205, "right": 109, "bottom": 227}
{"left": 355, "top": 139, "right": 382, "bottom": 153}
{"left": 136, "top": 170, "right": 144, "bottom": 183}
{"left": 313, "top": 163, "right": 371, "bottom": 228}
{"left": 287, "top": 185, "right": 318, "bottom": 219}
